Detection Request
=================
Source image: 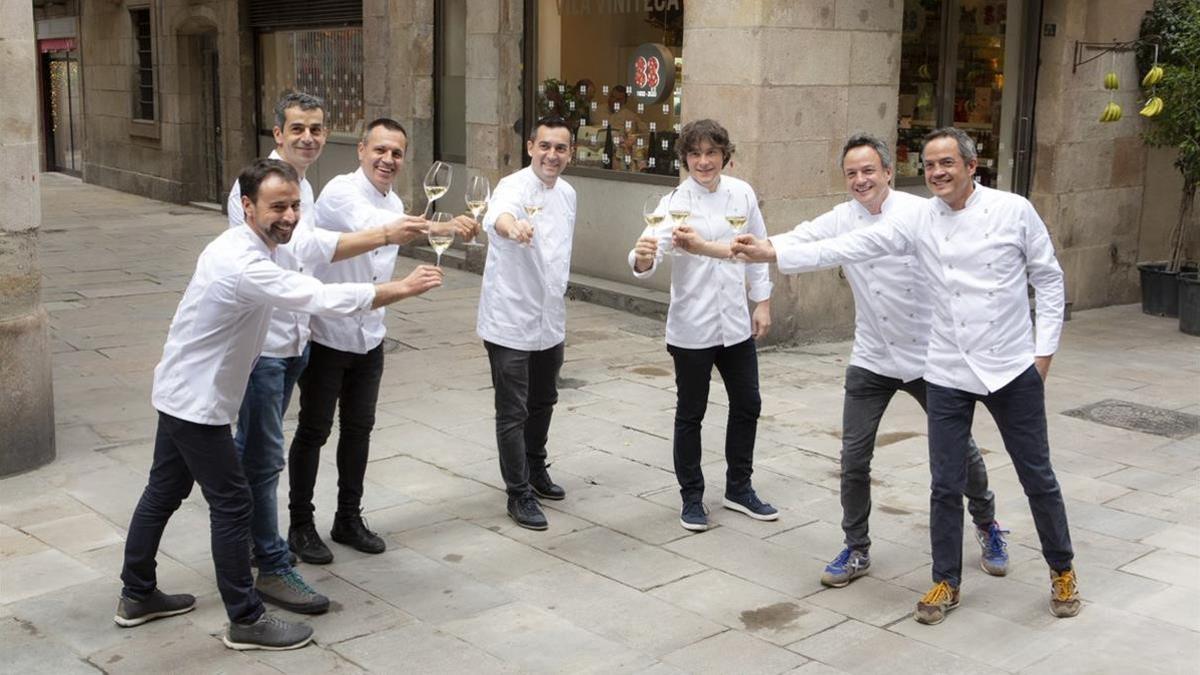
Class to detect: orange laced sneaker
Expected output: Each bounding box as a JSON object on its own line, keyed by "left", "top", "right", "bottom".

{"left": 914, "top": 580, "right": 960, "bottom": 625}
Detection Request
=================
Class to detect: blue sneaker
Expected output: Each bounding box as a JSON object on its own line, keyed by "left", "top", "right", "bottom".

{"left": 820, "top": 547, "right": 871, "bottom": 588}
{"left": 977, "top": 521, "right": 1010, "bottom": 576}
{"left": 680, "top": 501, "right": 709, "bottom": 531}
{"left": 722, "top": 492, "right": 779, "bottom": 521}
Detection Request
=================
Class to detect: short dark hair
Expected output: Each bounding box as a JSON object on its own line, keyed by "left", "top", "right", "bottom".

{"left": 922, "top": 127, "right": 978, "bottom": 163}
{"left": 841, "top": 133, "right": 893, "bottom": 170}
{"left": 238, "top": 158, "right": 299, "bottom": 203}
{"left": 361, "top": 117, "right": 408, "bottom": 143}
{"left": 273, "top": 91, "right": 325, "bottom": 129}
{"left": 676, "top": 119, "right": 735, "bottom": 168}
{"left": 528, "top": 115, "right": 573, "bottom": 142}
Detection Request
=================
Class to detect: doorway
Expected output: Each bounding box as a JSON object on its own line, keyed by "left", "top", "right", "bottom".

{"left": 199, "top": 32, "right": 223, "bottom": 203}
{"left": 895, "top": 0, "right": 1039, "bottom": 194}
{"left": 40, "top": 46, "right": 82, "bottom": 176}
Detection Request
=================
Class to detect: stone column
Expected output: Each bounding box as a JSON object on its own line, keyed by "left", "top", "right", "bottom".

{"left": 363, "top": 0, "right": 436, "bottom": 207}
{"left": 0, "top": 2, "right": 56, "bottom": 475}
{"left": 464, "top": 0, "right": 525, "bottom": 188}
{"left": 683, "top": 0, "right": 903, "bottom": 343}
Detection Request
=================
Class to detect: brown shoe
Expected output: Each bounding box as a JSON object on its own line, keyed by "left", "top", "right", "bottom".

{"left": 914, "top": 580, "right": 960, "bottom": 625}
{"left": 1050, "top": 567, "right": 1081, "bottom": 618}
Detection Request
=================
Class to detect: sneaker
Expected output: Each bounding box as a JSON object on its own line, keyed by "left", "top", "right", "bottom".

{"left": 680, "top": 501, "right": 709, "bottom": 531}
{"left": 820, "top": 548, "right": 871, "bottom": 588}
{"left": 914, "top": 581, "right": 960, "bottom": 625}
{"left": 722, "top": 492, "right": 779, "bottom": 521}
{"left": 976, "top": 522, "right": 1010, "bottom": 576}
{"left": 330, "top": 516, "right": 386, "bottom": 554}
{"left": 251, "top": 550, "right": 299, "bottom": 569}
{"left": 222, "top": 612, "right": 313, "bottom": 651}
{"left": 288, "top": 522, "right": 334, "bottom": 565}
{"left": 255, "top": 569, "right": 330, "bottom": 615}
{"left": 113, "top": 589, "right": 196, "bottom": 627}
{"left": 507, "top": 494, "right": 549, "bottom": 530}
{"left": 1050, "top": 567, "right": 1082, "bottom": 618}
{"left": 529, "top": 467, "right": 566, "bottom": 501}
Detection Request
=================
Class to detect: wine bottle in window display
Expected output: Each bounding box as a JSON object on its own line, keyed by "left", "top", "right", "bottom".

{"left": 603, "top": 123, "right": 614, "bottom": 170}
{"left": 647, "top": 123, "right": 658, "bottom": 174}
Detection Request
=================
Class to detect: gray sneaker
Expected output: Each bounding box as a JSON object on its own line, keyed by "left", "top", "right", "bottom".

{"left": 113, "top": 589, "right": 196, "bottom": 627}
{"left": 255, "top": 569, "right": 330, "bottom": 615}
{"left": 223, "top": 612, "right": 313, "bottom": 651}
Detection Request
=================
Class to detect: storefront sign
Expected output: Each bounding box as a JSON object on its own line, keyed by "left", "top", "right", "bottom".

{"left": 38, "top": 38, "right": 77, "bottom": 53}
{"left": 627, "top": 43, "right": 674, "bottom": 104}
{"left": 557, "top": 0, "right": 681, "bottom": 15}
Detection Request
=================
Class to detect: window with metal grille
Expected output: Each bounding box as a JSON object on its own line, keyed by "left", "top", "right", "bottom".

{"left": 131, "top": 8, "right": 154, "bottom": 120}
{"left": 257, "top": 27, "right": 363, "bottom": 135}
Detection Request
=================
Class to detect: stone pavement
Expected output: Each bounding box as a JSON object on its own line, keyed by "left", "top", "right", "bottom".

{"left": 2, "top": 173, "right": 1198, "bottom": 674}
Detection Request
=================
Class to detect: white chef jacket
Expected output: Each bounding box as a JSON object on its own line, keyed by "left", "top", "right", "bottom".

{"left": 627, "top": 175, "right": 773, "bottom": 349}
{"left": 773, "top": 184, "right": 1065, "bottom": 395}
{"left": 152, "top": 226, "right": 376, "bottom": 426}
{"left": 477, "top": 166, "right": 577, "bottom": 351}
{"left": 308, "top": 168, "right": 404, "bottom": 354}
{"left": 226, "top": 150, "right": 339, "bottom": 358}
{"left": 771, "top": 190, "right": 930, "bottom": 382}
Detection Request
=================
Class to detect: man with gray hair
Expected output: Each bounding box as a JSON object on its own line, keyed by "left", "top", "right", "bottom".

{"left": 764, "top": 133, "right": 1004, "bottom": 589}
{"left": 734, "top": 127, "right": 1079, "bottom": 625}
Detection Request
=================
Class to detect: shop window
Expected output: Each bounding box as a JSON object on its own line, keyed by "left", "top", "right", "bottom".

{"left": 130, "top": 7, "right": 155, "bottom": 121}
{"left": 897, "top": 0, "right": 1014, "bottom": 188}
{"left": 530, "top": 0, "right": 684, "bottom": 180}
{"left": 256, "top": 28, "right": 364, "bottom": 136}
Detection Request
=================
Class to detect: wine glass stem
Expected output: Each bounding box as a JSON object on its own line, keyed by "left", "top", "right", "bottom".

{"left": 435, "top": 252, "right": 442, "bottom": 268}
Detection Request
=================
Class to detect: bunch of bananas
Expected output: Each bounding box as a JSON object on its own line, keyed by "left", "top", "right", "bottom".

{"left": 1100, "top": 101, "right": 1123, "bottom": 122}
{"left": 1141, "top": 65, "right": 1165, "bottom": 87}
{"left": 1104, "top": 71, "right": 1120, "bottom": 90}
{"left": 1139, "top": 96, "right": 1164, "bottom": 117}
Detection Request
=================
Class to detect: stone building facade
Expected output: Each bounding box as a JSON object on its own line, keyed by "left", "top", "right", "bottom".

{"left": 36, "top": 0, "right": 1199, "bottom": 344}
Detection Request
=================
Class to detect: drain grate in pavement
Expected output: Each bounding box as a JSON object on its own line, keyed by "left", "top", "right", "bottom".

{"left": 1061, "top": 399, "right": 1200, "bottom": 439}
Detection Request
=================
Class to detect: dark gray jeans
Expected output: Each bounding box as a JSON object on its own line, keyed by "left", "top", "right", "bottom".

{"left": 485, "top": 340, "right": 564, "bottom": 497}
{"left": 841, "top": 365, "right": 995, "bottom": 552}
{"left": 927, "top": 365, "right": 1073, "bottom": 587}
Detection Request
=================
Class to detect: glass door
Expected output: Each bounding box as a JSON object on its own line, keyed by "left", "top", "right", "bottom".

{"left": 896, "top": 0, "right": 1033, "bottom": 193}
{"left": 44, "top": 50, "right": 82, "bottom": 175}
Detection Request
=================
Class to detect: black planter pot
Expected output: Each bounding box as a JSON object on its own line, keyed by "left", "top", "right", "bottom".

{"left": 1138, "top": 261, "right": 1199, "bottom": 317}
{"left": 1179, "top": 273, "right": 1200, "bottom": 336}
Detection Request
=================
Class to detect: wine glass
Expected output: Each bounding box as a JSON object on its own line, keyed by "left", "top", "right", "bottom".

{"left": 427, "top": 211, "right": 455, "bottom": 268}
{"left": 641, "top": 193, "right": 670, "bottom": 257}
{"left": 519, "top": 184, "right": 546, "bottom": 248}
{"left": 423, "top": 161, "right": 451, "bottom": 217}
{"left": 724, "top": 190, "right": 751, "bottom": 264}
{"left": 666, "top": 188, "right": 692, "bottom": 256}
{"left": 465, "top": 175, "right": 490, "bottom": 220}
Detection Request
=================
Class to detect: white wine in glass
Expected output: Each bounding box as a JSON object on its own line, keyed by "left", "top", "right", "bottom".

{"left": 423, "top": 161, "right": 452, "bottom": 217}
{"left": 427, "top": 212, "right": 455, "bottom": 267}
{"left": 523, "top": 184, "right": 546, "bottom": 221}
{"left": 725, "top": 190, "right": 751, "bottom": 233}
{"left": 665, "top": 189, "right": 691, "bottom": 256}
{"left": 465, "top": 175, "right": 490, "bottom": 220}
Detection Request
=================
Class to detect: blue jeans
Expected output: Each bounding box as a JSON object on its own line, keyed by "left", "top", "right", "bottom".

{"left": 927, "top": 365, "right": 1073, "bottom": 587}
{"left": 234, "top": 345, "right": 309, "bottom": 576}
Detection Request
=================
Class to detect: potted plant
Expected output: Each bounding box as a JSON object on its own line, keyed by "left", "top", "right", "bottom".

{"left": 1136, "top": 0, "right": 1199, "bottom": 319}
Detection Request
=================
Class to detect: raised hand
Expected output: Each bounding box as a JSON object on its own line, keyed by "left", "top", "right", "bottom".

{"left": 633, "top": 234, "right": 658, "bottom": 271}
{"left": 384, "top": 215, "right": 429, "bottom": 246}
{"left": 672, "top": 225, "right": 704, "bottom": 253}
{"left": 399, "top": 264, "right": 444, "bottom": 297}
{"left": 453, "top": 214, "right": 480, "bottom": 242}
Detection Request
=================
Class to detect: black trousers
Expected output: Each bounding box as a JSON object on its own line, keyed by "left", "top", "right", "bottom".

{"left": 288, "top": 341, "right": 385, "bottom": 526}
{"left": 485, "top": 340, "right": 564, "bottom": 497}
{"left": 121, "top": 411, "right": 263, "bottom": 624}
{"left": 927, "top": 365, "right": 1074, "bottom": 587}
{"left": 667, "top": 338, "right": 761, "bottom": 503}
{"left": 840, "top": 365, "right": 995, "bottom": 552}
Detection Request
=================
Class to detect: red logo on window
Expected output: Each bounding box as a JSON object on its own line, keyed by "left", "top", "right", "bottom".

{"left": 634, "top": 56, "right": 661, "bottom": 89}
